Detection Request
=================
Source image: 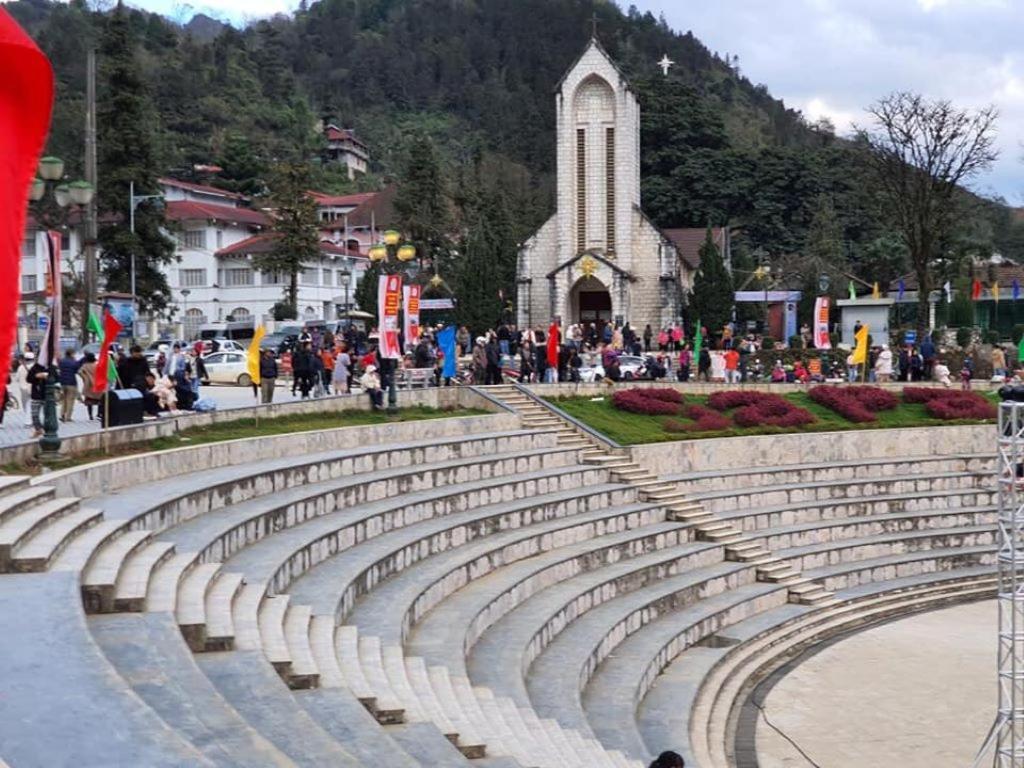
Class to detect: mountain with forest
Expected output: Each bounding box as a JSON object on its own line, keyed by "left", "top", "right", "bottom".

{"left": 8, "top": 0, "right": 1024, "bottom": 324}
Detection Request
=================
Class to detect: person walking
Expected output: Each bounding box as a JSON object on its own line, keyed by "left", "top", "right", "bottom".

{"left": 320, "top": 345, "right": 335, "bottom": 393}
{"left": 259, "top": 349, "right": 278, "bottom": 404}
{"left": 456, "top": 325, "right": 471, "bottom": 356}
{"left": 472, "top": 337, "right": 487, "bottom": 385}
{"left": 875, "top": 344, "right": 893, "bottom": 382}
{"left": 333, "top": 345, "right": 351, "bottom": 395}
{"left": 14, "top": 354, "right": 31, "bottom": 425}
{"left": 57, "top": 348, "right": 81, "bottom": 422}
{"left": 485, "top": 335, "right": 502, "bottom": 385}
{"left": 27, "top": 354, "right": 48, "bottom": 438}
{"left": 643, "top": 324, "right": 653, "bottom": 353}
{"left": 992, "top": 344, "right": 1007, "bottom": 379}
{"left": 723, "top": 346, "right": 740, "bottom": 384}
{"left": 292, "top": 342, "right": 315, "bottom": 399}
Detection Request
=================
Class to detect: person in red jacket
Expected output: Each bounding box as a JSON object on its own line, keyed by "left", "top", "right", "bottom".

{"left": 545, "top": 321, "right": 560, "bottom": 383}
{"left": 723, "top": 347, "right": 740, "bottom": 384}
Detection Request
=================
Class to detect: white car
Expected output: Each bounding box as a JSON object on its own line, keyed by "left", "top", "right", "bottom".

{"left": 201, "top": 351, "right": 253, "bottom": 386}
{"left": 201, "top": 338, "right": 245, "bottom": 355}
{"left": 579, "top": 354, "right": 648, "bottom": 382}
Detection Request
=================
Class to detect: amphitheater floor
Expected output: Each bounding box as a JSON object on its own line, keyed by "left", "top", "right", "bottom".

{"left": 753, "top": 599, "right": 996, "bottom": 768}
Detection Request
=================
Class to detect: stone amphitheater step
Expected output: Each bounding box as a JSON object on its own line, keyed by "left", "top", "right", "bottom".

{"left": 51, "top": 518, "right": 131, "bottom": 575}
{"left": 176, "top": 561, "right": 224, "bottom": 652}
{"left": 205, "top": 570, "right": 244, "bottom": 651}
{"left": 7, "top": 504, "right": 102, "bottom": 573}
{"left": 138, "top": 547, "right": 190, "bottom": 613}
{"left": 802, "top": 544, "right": 997, "bottom": 593}
{"left": 0, "top": 570, "right": 211, "bottom": 767}
{"left": 86, "top": 428, "right": 560, "bottom": 539}
{"left": 671, "top": 567, "right": 996, "bottom": 767}
{"left": 80, "top": 528, "right": 154, "bottom": 613}
{"left": 516, "top": 564, "right": 774, "bottom": 737}
{"left": 0, "top": 495, "right": 86, "bottom": 572}
{"left": 195, "top": 649, "right": 363, "bottom": 767}
{"left": 661, "top": 452, "right": 995, "bottom": 495}
{"left": 583, "top": 582, "right": 799, "bottom": 761}
{"left": 0, "top": 484, "right": 56, "bottom": 524}
{"left": 334, "top": 624, "right": 404, "bottom": 721}
{"left": 0, "top": 474, "right": 31, "bottom": 500}
{"left": 89, "top": 611, "right": 295, "bottom": 767}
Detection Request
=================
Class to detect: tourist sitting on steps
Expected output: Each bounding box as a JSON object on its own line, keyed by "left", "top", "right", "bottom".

{"left": 360, "top": 364, "right": 383, "bottom": 410}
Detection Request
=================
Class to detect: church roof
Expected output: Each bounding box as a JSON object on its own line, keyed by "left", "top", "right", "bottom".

{"left": 546, "top": 250, "right": 633, "bottom": 281}
{"left": 661, "top": 227, "right": 731, "bottom": 271}
{"left": 553, "top": 35, "right": 633, "bottom": 95}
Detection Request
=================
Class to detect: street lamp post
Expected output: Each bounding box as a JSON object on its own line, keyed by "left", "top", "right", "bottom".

{"left": 180, "top": 289, "right": 191, "bottom": 337}
{"left": 368, "top": 230, "right": 417, "bottom": 414}
{"left": 29, "top": 156, "right": 95, "bottom": 459}
{"left": 129, "top": 181, "right": 164, "bottom": 341}
{"left": 339, "top": 258, "right": 352, "bottom": 320}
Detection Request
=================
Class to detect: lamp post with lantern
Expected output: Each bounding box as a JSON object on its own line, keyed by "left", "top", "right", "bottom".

{"left": 368, "top": 230, "right": 417, "bottom": 413}
{"left": 28, "top": 156, "right": 95, "bottom": 458}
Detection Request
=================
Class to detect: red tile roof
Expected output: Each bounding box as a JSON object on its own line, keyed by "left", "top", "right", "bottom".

{"left": 165, "top": 200, "right": 269, "bottom": 227}
{"left": 347, "top": 185, "right": 397, "bottom": 229}
{"left": 215, "top": 233, "right": 366, "bottom": 260}
{"left": 308, "top": 191, "right": 377, "bottom": 208}
{"left": 159, "top": 177, "right": 245, "bottom": 201}
{"left": 661, "top": 227, "right": 730, "bottom": 270}
{"left": 324, "top": 125, "right": 366, "bottom": 147}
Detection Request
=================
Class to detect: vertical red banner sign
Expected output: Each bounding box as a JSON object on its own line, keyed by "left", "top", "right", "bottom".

{"left": 403, "top": 283, "right": 421, "bottom": 348}
{"left": 377, "top": 273, "right": 403, "bottom": 359}
{"left": 813, "top": 296, "right": 831, "bottom": 350}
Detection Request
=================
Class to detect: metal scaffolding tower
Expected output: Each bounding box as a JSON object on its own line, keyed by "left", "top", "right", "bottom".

{"left": 995, "top": 400, "right": 1024, "bottom": 766}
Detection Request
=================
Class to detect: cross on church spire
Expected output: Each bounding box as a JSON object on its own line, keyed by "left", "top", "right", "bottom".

{"left": 590, "top": 12, "right": 598, "bottom": 38}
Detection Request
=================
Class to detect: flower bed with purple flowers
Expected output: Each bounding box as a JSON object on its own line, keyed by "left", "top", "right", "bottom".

{"left": 808, "top": 386, "right": 899, "bottom": 423}
{"left": 610, "top": 388, "right": 682, "bottom": 415}
{"left": 902, "top": 388, "right": 996, "bottom": 421}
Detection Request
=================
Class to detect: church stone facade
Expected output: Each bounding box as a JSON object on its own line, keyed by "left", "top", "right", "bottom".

{"left": 517, "top": 38, "right": 683, "bottom": 332}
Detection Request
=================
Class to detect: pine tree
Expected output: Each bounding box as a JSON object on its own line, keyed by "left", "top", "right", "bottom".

{"left": 690, "top": 226, "right": 734, "bottom": 338}
{"left": 354, "top": 260, "right": 382, "bottom": 318}
{"left": 96, "top": 2, "right": 175, "bottom": 315}
{"left": 454, "top": 183, "right": 517, "bottom": 335}
{"left": 393, "top": 133, "right": 454, "bottom": 273}
{"left": 255, "top": 162, "right": 321, "bottom": 316}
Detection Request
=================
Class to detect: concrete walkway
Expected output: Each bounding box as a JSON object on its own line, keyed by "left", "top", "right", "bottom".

{"left": 755, "top": 599, "right": 996, "bottom": 767}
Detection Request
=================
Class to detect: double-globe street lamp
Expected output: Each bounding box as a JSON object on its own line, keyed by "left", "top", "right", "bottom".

{"left": 28, "top": 156, "right": 95, "bottom": 457}
{"left": 368, "top": 230, "right": 417, "bottom": 414}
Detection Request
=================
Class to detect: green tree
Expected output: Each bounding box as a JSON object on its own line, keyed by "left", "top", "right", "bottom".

{"left": 454, "top": 182, "right": 517, "bottom": 335}
{"left": 217, "top": 133, "right": 266, "bottom": 196}
{"left": 689, "top": 226, "right": 734, "bottom": 337}
{"left": 354, "top": 260, "right": 382, "bottom": 318}
{"left": 256, "top": 162, "right": 321, "bottom": 316}
{"left": 393, "top": 133, "right": 454, "bottom": 272}
{"left": 96, "top": 2, "right": 175, "bottom": 315}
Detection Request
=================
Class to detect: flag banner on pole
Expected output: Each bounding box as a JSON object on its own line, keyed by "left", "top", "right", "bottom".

{"left": 871, "top": 282, "right": 880, "bottom": 299}
{"left": 87, "top": 311, "right": 117, "bottom": 384}
{"left": 438, "top": 325, "right": 457, "bottom": 379}
{"left": 1014, "top": 279, "right": 1021, "bottom": 301}
{"left": 247, "top": 324, "right": 266, "bottom": 386}
{"left": 377, "top": 273, "right": 402, "bottom": 359}
{"left": 1019, "top": 334, "right": 1024, "bottom": 364}
{"left": 0, "top": 8, "right": 53, "bottom": 404}
{"left": 402, "top": 283, "right": 421, "bottom": 348}
{"left": 39, "top": 230, "right": 62, "bottom": 368}
{"left": 812, "top": 296, "right": 831, "bottom": 349}
{"left": 851, "top": 323, "right": 869, "bottom": 365}
{"left": 993, "top": 281, "right": 1000, "bottom": 304}
{"left": 693, "top": 320, "right": 703, "bottom": 361}
{"left": 847, "top": 281, "right": 855, "bottom": 300}
{"left": 972, "top": 279, "right": 982, "bottom": 301}
{"left": 944, "top": 281, "right": 952, "bottom": 303}
{"left": 897, "top": 279, "right": 905, "bottom": 301}
{"left": 93, "top": 310, "right": 123, "bottom": 393}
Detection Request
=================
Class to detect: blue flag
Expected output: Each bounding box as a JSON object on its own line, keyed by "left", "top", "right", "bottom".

{"left": 1014, "top": 278, "right": 1021, "bottom": 301}
{"left": 438, "top": 325, "right": 457, "bottom": 379}
{"left": 897, "top": 279, "right": 905, "bottom": 301}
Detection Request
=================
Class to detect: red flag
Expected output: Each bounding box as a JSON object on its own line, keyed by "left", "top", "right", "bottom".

{"left": 93, "top": 311, "right": 124, "bottom": 393}
{"left": 0, "top": 9, "right": 54, "bottom": 403}
{"left": 972, "top": 279, "right": 982, "bottom": 301}
{"left": 546, "top": 321, "right": 560, "bottom": 368}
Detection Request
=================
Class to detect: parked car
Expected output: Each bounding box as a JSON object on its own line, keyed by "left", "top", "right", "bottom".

{"left": 578, "top": 354, "right": 648, "bottom": 382}
{"left": 259, "top": 333, "right": 289, "bottom": 355}
{"left": 143, "top": 339, "right": 187, "bottom": 364}
{"left": 201, "top": 351, "right": 252, "bottom": 386}
{"left": 200, "top": 338, "right": 245, "bottom": 355}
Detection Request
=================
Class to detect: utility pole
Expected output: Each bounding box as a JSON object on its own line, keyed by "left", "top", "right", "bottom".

{"left": 82, "top": 47, "right": 98, "bottom": 346}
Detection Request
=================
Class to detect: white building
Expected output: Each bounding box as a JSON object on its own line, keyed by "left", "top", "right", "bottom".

{"left": 323, "top": 124, "right": 370, "bottom": 180}
{"left": 517, "top": 36, "right": 687, "bottom": 332}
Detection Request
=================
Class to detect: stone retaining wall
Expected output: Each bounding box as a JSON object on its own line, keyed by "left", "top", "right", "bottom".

{"left": 39, "top": 407, "right": 519, "bottom": 499}
{"left": 4, "top": 386, "right": 502, "bottom": 468}
{"left": 629, "top": 424, "right": 992, "bottom": 476}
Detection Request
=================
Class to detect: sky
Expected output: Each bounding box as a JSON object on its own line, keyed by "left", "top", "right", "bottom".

{"left": 125, "top": 0, "right": 1022, "bottom": 203}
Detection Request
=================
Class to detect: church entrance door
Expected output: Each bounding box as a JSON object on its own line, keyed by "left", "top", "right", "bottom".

{"left": 569, "top": 278, "right": 612, "bottom": 334}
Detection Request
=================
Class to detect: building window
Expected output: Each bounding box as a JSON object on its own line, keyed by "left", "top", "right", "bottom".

{"left": 262, "top": 270, "right": 285, "bottom": 285}
{"left": 21, "top": 274, "right": 37, "bottom": 293}
{"left": 179, "top": 268, "right": 207, "bottom": 287}
{"left": 21, "top": 234, "right": 35, "bottom": 257}
{"left": 304, "top": 306, "right": 317, "bottom": 318}
{"left": 323, "top": 268, "right": 332, "bottom": 285}
{"left": 223, "top": 267, "right": 253, "bottom": 287}
{"left": 346, "top": 239, "right": 360, "bottom": 253}
{"left": 60, "top": 231, "right": 71, "bottom": 252}
{"left": 179, "top": 229, "right": 206, "bottom": 250}
{"left": 230, "top": 307, "right": 251, "bottom": 320}
{"left": 215, "top": 230, "right": 223, "bottom": 250}
{"left": 576, "top": 128, "right": 586, "bottom": 253}
{"left": 301, "top": 268, "right": 319, "bottom": 285}
{"left": 606, "top": 126, "right": 616, "bottom": 252}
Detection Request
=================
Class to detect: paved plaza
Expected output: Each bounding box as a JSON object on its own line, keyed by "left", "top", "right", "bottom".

{"left": 756, "top": 600, "right": 996, "bottom": 767}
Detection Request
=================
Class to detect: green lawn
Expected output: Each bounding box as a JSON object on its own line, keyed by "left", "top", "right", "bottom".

{"left": 4, "top": 406, "right": 485, "bottom": 474}
{"left": 548, "top": 392, "right": 996, "bottom": 445}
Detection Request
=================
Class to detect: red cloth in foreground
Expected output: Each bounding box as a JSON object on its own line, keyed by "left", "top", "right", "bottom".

{"left": 546, "top": 322, "right": 559, "bottom": 368}
{"left": 94, "top": 311, "right": 124, "bottom": 393}
{"left": 0, "top": 9, "right": 53, "bottom": 399}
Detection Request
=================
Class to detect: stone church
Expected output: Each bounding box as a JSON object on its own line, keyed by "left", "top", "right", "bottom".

{"left": 517, "top": 37, "right": 702, "bottom": 333}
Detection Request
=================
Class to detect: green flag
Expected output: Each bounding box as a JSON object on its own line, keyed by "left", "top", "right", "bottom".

{"left": 848, "top": 281, "right": 856, "bottom": 300}
{"left": 693, "top": 320, "right": 703, "bottom": 361}
{"left": 1018, "top": 334, "right": 1024, "bottom": 363}
{"left": 87, "top": 311, "right": 119, "bottom": 387}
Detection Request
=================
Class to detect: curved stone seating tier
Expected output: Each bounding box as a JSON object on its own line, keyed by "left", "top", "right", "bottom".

{"left": 661, "top": 452, "right": 994, "bottom": 496}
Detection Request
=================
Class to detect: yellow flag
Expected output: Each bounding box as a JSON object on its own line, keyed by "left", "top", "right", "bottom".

{"left": 993, "top": 281, "right": 1000, "bottom": 304}
{"left": 851, "top": 324, "right": 869, "bottom": 365}
{"left": 247, "top": 325, "right": 266, "bottom": 386}
{"left": 871, "top": 282, "right": 881, "bottom": 299}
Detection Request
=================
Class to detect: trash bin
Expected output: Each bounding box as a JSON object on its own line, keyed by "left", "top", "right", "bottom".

{"left": 99, "top": 388, "right": 144, "bottom": 427}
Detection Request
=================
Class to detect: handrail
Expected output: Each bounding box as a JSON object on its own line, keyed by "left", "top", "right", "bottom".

{"left": 513, "top": 383, "right": 624, "bottom": 450}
